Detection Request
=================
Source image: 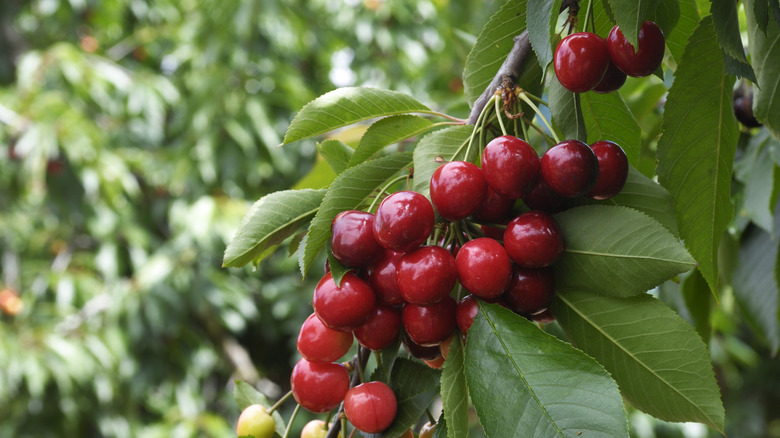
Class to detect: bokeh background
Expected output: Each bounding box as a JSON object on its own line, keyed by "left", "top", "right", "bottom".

{"left": 1, "top": 1, "right": 778, "bottom": 437}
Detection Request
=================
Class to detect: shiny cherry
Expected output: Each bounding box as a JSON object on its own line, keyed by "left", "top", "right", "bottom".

{"left": 401, "top": 333, "right": 442, "bottom": 360}
{"left": 587, "top": 140, "right": 629, "bottom": 200}
{"left": 430, "top": 160, "right": 487, "bottom": 220}
{"left": 373, "top": 191, "right": 435, "bottom": 252}
{"left": 297, "top": 313, "right": 353, "bottom": 363}
{"left": 504, "top": 211, "right": 565, "bottom": 268}
{"left": 354, "top": 305, "right": 401, "bottom": 351}
{"left": 607, "top": 21, "right": 665, "bottom": 77}
{"left": 455, "top": 238, "right": 512, "bottom": 299}
{"left": 540, "top": 140, "right": 599, "bottom": 198}
{"left": 290, "top": 358, "right": 350, "bottom": 413}
{"left": 363, "top": 249, "right": 405, "bottom": 307}
{"left": 402, "top": 296, "right": 457, "bottom": 347}
{"left": 344, "top": 382, "right": 398, "bottom": 433}
{"left": 472, "top": 186, "right": 515, "bottom": 223}
{"left": 331, "top": 210, "right": 383, "bottom": 268}
{"left": 397, "top": 245, "right": 457, "bottom": 305}
{"left": 456, "top": 294, "right": 480, "bottom": 335}
{"left": 523, "top": 177, "right": 568, "bottom": 213}
{"left": 503, "top": 266, "right": 556, "bottom": 315}
{"left": 313, "top": 272, "right": 376, "bottom": 332}
{"left": 481, "top": 135, "right": 540, "bottom": 199}
{"left": 592, "top": 59, "right": 627, "bottom": 93}
{"left": 554, "top": 32, "right": 609, "bottom": 93}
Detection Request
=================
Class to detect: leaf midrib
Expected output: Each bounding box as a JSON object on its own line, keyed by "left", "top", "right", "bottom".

{"left": 565, "top": 248, "right": 693, "bottom": 264}
{"left": 557, "top": 293, "right": 719, "bottom": 426}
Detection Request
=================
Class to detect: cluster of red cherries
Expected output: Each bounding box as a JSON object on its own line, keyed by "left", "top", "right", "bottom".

{"left": 284, "top": 133, "right": 629, "bottom": 435}
{"left": 553, "top": 20, "right": 665, "bottom": 93}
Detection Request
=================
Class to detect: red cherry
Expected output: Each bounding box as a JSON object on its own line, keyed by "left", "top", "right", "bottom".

{"left": 606, "top": 21, "right": 665, "bottom": 78}
{"left": 344, "top": 382, "right": 398, "bottom": 433}
{"left": 331, "top": 210, "right": 383, "bottom": 268}
{"left": 354, "top": 306, "right": 401, "bottom": 351}
{"left": 373, "top": 191, "right": 435, "bottom": 252}
{"left": 541, "top": 140, "right": 599, "bottom": 198}
{"left": 397, "top": 246, "right": 457, "bottom": 305}
{"left": 290, "top": 358, "right": 350, "bottom": 413}
{"left": 455, "top": 238, "right": 512, "bottom": 299}
{"left": 481, "top": 135, "right": 540, "bottom": 199}
{"left": 523, "top": 177, "right": 568, "bottom": 214}
{"left": 554, "top": 32, "right": 610, "bottom": 93}
{"left": 313, "top": 272, "right": 376, "bottom": 332}
{"left": 503, "top": 266, "right": 556, "bottom": 315}
{"left": 430, "top": 161, "right": 487, "bottom": 220}
{"left": 456, "top": 294, "right": 479, "bottom": 335}
{"left": 587, "top": 140, "right": 629, "bottom": 200}
{"left": 592, "top": 59, "right": 627, "bottom": 93}
{"left": 472, "top": 186, "right": 515, "bottom": 223}
{"left": 504, "top": 211, "right": 565, "bottom": 268}
{"left": 297, "top": 313, "right": 354, "bottom": 363}
{"left": 402, "top": 297, "right": 457, "bottom": 347}
{"left": 401, "top": 333, "right": 442, "bottom": 360}
{"left": 363, "top": 249, "right": 405, "bottom": 307}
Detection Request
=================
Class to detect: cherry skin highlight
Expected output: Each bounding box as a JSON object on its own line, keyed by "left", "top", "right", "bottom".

{"left": 455, "top": 238, "right": 512, "bottom": 299}
{"left": 430, "top": 160, "right": 487, "bottom": 220}
{"left": 606, "top": 21, "right": 665, "bottom": 78}
{"left": 540, "top": 139, "right": 599, "bottom": 198}
{"left": 481, "top": 135, "right": 540, "bottom": 199}
{"left": 554, "top": 32, "right": 610, "bottom": 93}
{"left": 373, "top": 191, "right": 435, "bottom": 252}
{"left": 330, "top": 210, "right": 383, "bottom": 268}
{"left": 343, "top": 382, "right": 398, "bottom": 433}
{"left": 297, "top": 313, "right": 353, "bottom": 363}
{"left": 290, "top": 358, "right": 350, "bottom": 414}
{"left": 313, "top": 272, "right": 376, "bottom": 332}
{"left": 397, "top": 245, "right": 457, "bottom": 305}
{"left": 504, "top": 211, "right": 565, "bottom": 268}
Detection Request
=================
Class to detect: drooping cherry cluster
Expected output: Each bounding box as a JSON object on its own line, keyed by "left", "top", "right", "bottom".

{"left": 553, "top": 20, "right": 665, "bottom": 93}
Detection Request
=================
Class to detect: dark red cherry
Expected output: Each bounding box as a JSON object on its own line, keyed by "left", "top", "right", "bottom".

{"left": 363, "top": 249, "right": 405, "bottom": 307}
{"left": 554, "top": 32, "right": 610, "bottom": 93}
{"left": 480, "top": 135, "right": 540, "bottom": 199}
{"left": 313, "top": 272, "right": 376, "bottom": 332}
{"left": 344, "top": 382, "right": 398, "bottom": 433}
{"left": 503, "top": 266, "right": 555, "bottom": 315}
{"left": 587, "top": 140, "right": 629, "bottom": 200}
{"left": 290, "top": 358, "right": 350, "bottom": 413}
{"left": 397, "top": 246, "right": 457, "bottom": 305}
{"left": 503, "top": 211, "right": 565, "bottom": 268}
{"left": 373, "top": 191, "right": 435, "bottom": 252}
{"left": 532, "top": 308, "right": 556, "bottom": 324}
{"left": 331, "top": 210, "right": 383, "bottom": 268}
{"left": 456, "top": 294, "right": 480, "bottom": 335}
{"left": 297, "top": 313, "right": 353, "bottom": 363}
{"left": 430, "top": 161, "right": 487, "bottom": 221}
{"left": 402, "top": 297, "right": 457, "bottom": 347}
{"left": 455, "top": 238, "right": 512, "bottom": 299}
{"left": 540, "top": 140, "right": 599, "bottom": 198}
{"left": 472, "top": 186, "right": 515, "bottom": 223}
{"left": 523, "top": 177, "right": 568, "bottom": 214}
{"left": 606, "top": 21, "right": 665, "bottom": 78}
{"left": 401, "top": 333, "right": 442, "bottom": 361}
{"left": 592, "top": 59, "right": 627, "bottom": 93}
{"left": 354, "top": 305, "right": 401, "bottom": 351}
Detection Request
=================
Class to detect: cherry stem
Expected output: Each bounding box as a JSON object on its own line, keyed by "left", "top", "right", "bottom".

{"left": 268, "top": 390, "right": 293, "bottom": 414}
{"left": 583, "top": 0, "right": 593, "bottom": 33}
{"left": 418, "top": 110, "right": 467, "bottom": 124}
{"left": 516, "top": 92, "right": 559, "bottom": 144}
{"left": 425, "top": 408, "right": 437, "bottom": 424}
{"left": 282, "top": 404, "right": 300, "bottom": 438}
{"left": 494, "top": 95, "right": 509, "bottom": 136}
{"left": 521, "top": 115, "right": 557, "bottom": 146}
{"left": 465, "top": 94, "right": 497, "bottom": 162}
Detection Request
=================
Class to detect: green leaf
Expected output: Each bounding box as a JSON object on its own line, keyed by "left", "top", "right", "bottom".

{"left": 681, "top": 269, "right": 712, "bottom": 345}
{"left": 412, "top": 126, "right": 474, "bottom": 196}
{"left": 746, "top": 0, "right": 780, "bottom": 140}
{"left": 593, "top": 0, "right": 618, "bottom": 37}
{"left": 588, "top": 166, "right": 679, "bottom": 236}
{"left": 733, "top": 214, "right": 780, "bottom": 355}
{"left": 527, "top": 0, "right": 562, "bottom": 73}
{"left": 282, "top": 87, "right": 431, "bottom": 145}
{"left": 553, "top": 290, "right": 725, "bottom": 433}
{"left": 318, "top": 140, "right": 353, "bottom": 175}
{"left": 292, "top": 156, "right": 338, "bottom": 190}
{"left": 233, "top": 381, "right": 286, "bottom": 437}
{"left": 734, "top": 129, "right": 780, "bottom": 234}
{"left": 656, "top": 16, "right": 738, "bottom": 297}
{"left": 465, "top": 303, "right": 628, "bottom": 438}
{"left": 652, "top": 0, "right": 681, "bottom": 38}
{"left": 382, "top": 358, "right": 441, "bottom": 438}
{"left": 665, "top": 0, "right": 700, "bottom": 68}
{"left": 441, "top": 335, "right": 468, "bottom": 438}
{"left": 463, "top": 0, "right": 528, "bottom": 106}
{"left": 710, "top": 0, "right": 753, "bottom": 66}
{"left": 301, "top": 152, "right": 412, "bottom": 276}
{"left": 554, "top": 205, "right": 695, "bottom": 296}
{"left": 606, "top": 0, "right": 661, "bottom": 47}
{"left": 754, "top": 0, "right": 770, "bottom": 34}
{"left": 349, "top": 115, "right": 434, "bottom": 168}
{"left": 549, "top": 75, "right": 586, "bottom": 142}
{"left": 223, "top": 189, "right": 326, "bottom": 268}
{"left": 580, "top": 91, "right": 641, "bottom": 165}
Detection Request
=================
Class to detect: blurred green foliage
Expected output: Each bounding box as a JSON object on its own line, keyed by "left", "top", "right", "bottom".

{"left": 0, "top": 0, "right": 499, "bottom": 436}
